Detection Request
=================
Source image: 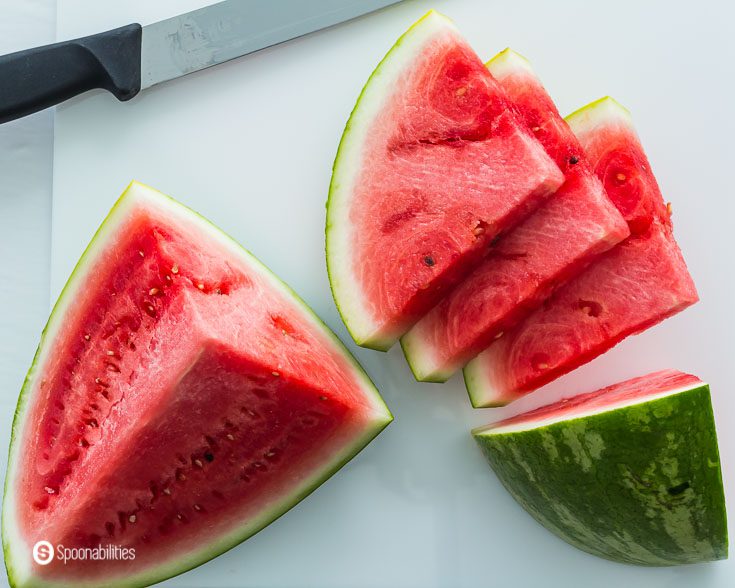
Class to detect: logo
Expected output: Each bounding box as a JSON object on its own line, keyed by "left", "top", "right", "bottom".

{"left": 32, "top": 541, "right": 54, "bottom": 565}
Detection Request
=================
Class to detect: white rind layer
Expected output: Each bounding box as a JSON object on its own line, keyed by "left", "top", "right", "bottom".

{"left": 473, "top": 378, "right": 704, "bottom": 436}
{"left": 565, "top": 96, "right": 633, "bottom": 136}
{"left": 3, "top": 182, "right": 392, "bottom": 588}
{"left": 326, "top": 11, "right": 459, "bottom": 350}
{"left": 485, "top": 48, "right": 536, "bottom": 80}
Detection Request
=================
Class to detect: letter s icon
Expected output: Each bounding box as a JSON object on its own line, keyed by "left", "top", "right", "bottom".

{"left": 32, "top": 541, "right": 54, "bottom": 565}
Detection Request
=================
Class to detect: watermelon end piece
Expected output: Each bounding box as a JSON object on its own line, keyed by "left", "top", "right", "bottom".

{"left": 473, "top": 370, "right": 728, "bottom": 566}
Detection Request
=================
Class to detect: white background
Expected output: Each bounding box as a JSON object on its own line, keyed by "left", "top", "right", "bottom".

{"left": 2, "top": 0, "right": 734, "bottom": 586}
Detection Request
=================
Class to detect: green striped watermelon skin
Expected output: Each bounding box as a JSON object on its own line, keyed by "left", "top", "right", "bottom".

{"left": 473, "top": 384, "right": 727, "bottom": 565}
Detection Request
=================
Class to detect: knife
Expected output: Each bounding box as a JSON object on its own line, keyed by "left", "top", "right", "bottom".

{"left": 0, "top": 0, "right": 403, "bottom": 124}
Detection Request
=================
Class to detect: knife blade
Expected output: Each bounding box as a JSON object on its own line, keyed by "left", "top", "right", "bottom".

{"left": 0, "top": 0, "right": 403, "bottom": 124}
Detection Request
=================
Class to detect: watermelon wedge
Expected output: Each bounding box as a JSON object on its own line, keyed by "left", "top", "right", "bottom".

{"left": 473, "top": 370, "right": 728, "bottom": 566}
{"left": 2, "top": 183, "right": 392, "bottom": 587}
{"left": 327, "top": 12, "right": 564, "bottom": 350}
{"left": 400, "top": 50, "right": 629, "bottom": 381}
{"left": 465, "top": 97, "right": 698, "bottom": 406}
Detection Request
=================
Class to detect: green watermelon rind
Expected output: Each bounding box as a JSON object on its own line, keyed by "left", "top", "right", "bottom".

{"left": 3, "top": 182, "right": 393, "bottom": 588}
{"left": 462, "top": 95, "right": 634, "bottom": 409}
{"left": 326, "top": 10, "right": 458, "bottom": 352}
{"left": 473, "top": 382, "right": 728, "bottom": 566}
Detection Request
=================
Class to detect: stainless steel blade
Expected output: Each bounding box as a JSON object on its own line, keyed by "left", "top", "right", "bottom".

{"left": 141, "top": 0, "right": 403, "bottom": 89}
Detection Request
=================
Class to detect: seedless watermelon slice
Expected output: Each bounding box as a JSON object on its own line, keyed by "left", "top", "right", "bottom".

{"left": 465, "top": 97, "right": 698, "bottom": 407}
{"left": 473, "top": 370, "right": 728, "bottom": 565}
{"left": 327, "top": 12, "right": 564, "bottom": 350}
{"left": 400, "top": 50, "right": 629, "bottom": 381}
{"left": 3, "top": 183, "right": 392, "bottom": 587}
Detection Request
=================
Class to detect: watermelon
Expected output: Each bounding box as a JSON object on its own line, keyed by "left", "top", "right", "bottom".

{"left": 400, "top": 50, "right": 629, "bottom": 381}
{"left": 473, "top": 370, "right": 728, "bottom": 566}
{"left": 2, "top": 182, "right": 392, "bottom": 587}
{"left": 326, "top": 11, "right": 564, "bottom": 351}
{"left": 465, "top": 97, "right": 698, "bottom": 407}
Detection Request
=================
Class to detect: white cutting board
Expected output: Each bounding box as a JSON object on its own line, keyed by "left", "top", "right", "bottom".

{"left": 50, "top": 1, "right": 734, "bottom": 587}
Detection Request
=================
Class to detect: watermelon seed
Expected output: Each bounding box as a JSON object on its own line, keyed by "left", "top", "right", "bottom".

{"left": 226, "top": 434, "right": 235, "bottom": 441}
{"left": 579, "top": 300, "right": 603, "bottom": 318}
{"left": 494, "top": 331, "right": 504, "bottom": 340}
{"left": 144, "top": 304, "right": 156, "bottom": 318}
{"left": 531, "top": 126, "right": 540, "bottom": 132}
{"left": 128, "top": 514, "right": 137, "bottom": 524}
{"left": 79, "top": 438, "right": 89, "bottom": 448}
{"left": 272, "top": 371, "right": 280, "bottom": 377}
{"left": 193, "top": 504, "right": 202, "bottom": 511}
{"left": 162, "top": 487, "right": 171, "bottom": 496}
{"left": 171, "top": 264, "right": 179, "bottom": 274}
{"left": 106, "top": 350, "right": 116, "bottom": 356}
{"left": 165, "top": 275, "right": 172, "bottom": 283}
{"left": 568, "top": 156, "right": 579, "bottom": 165}
{"left": 319, "top": 396, "right": 327, "bottom": 401}
{"left": 149, "top": 287, "right": 159, "bottom": 296}
{"left": 423, "top": 256, "right": 435, "bottom": 267}
{"left": 176, "top": 469, "right": 187, "bottom": 482}
{"left": 456, "top": 86, "right": 467, "bottom": 96}
{"left": 197, "top": 283, "right": 205, "bottom": 290}
{"left": 204, "top": 452, "right": 214, "bottom": 463}
{"left": 44, "top": 486, "right": 56, "bottom": 494}
{"left": 616, "top": 172, "right": 627, "bottom": 182}
{"left": 106, "top": 362, "right": 121, "bottom": 373}
{"left": 139, "top": 250, "right": 145, "bottom": 257}
{"left": 193, "top": 459, "right": 204, "bottom": 468}
{"left": 84, "top": 334, "right": 91, "bottom": 341}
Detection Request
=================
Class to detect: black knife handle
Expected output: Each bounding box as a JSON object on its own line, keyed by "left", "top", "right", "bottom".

{"left": 0, "top": 23, "right": 142, "bottom": 124}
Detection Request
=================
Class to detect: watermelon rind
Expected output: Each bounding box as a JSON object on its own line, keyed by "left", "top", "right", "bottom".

{"left": 3, "top": 182, "right": 393, "bottom": 588}
{"left": 473, "top": 381, "right": 728, "bottom": 566}
{"left": 565, "top": 95, "right": 633, "bottom": 134}
{"left": 485, "top": 47, "right": 535, "bottom": 78}
{"left": 326, "top": 10, "right": 458, "bottom": 351}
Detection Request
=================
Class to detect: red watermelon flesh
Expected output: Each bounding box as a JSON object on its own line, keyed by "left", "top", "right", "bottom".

{"left": 400, "top": 50, "right": 629, "bottom": 381}
{"left": 464, "top": 97, "right": 698, "bottom": 407}
{"left": 487, "top": 370, "right": 702, "bottom": 432}
{"left": 327, "top": 12, "right": 564, "bottom": 351}
{"left": 3, "top": 184, "right": 391, "bottom": 587}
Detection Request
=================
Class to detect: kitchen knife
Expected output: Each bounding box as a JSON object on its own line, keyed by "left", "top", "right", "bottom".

{"left": 0, "top": 0, "right": 403, "bottom": 124}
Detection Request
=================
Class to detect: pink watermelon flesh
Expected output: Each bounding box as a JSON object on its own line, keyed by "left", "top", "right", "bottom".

{"left": 331, "top": 16, "right": 564, "bottom": 349}
{"left": 465, "top": 99, "right": 698, "bottom": 406}
{"left": 486, "top": 370, "right": 702, "bottom": 432}
{"left": 400, "top": 52, "right": 629, "bottom": 381}
{"left": 6, "top": 185, "right": 390, "bottom": 586}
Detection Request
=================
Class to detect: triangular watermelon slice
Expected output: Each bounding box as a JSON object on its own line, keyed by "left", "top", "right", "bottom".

{"left": 2, "top": 183, "right": 392, "bottom": 587}
{"left": 473, "top": 370, "right": 728, "bottom": 565}
{"left": 400, "top": 50, "right": 629, "bottom": 381}
{"left": 327, "top": 12, "right": 564, "bottom": 350}
{"left": 465, "top": 98, "right": 698, "bottom": 406}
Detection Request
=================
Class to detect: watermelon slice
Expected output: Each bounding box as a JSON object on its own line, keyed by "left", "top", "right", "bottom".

{"left": 327, "top": 12, "right": 564, "bottom": 350}
{"left": 465, "top": 97, "right": 698, "bottom": 406}
{"left": 473, "top": 370, "right": 728, "bottom": 566}
{"left": 400, "top": 50, "right": 629, "bottom": 381}
{"left": 2, "top": 183, "right": 392, "bottom": 587}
